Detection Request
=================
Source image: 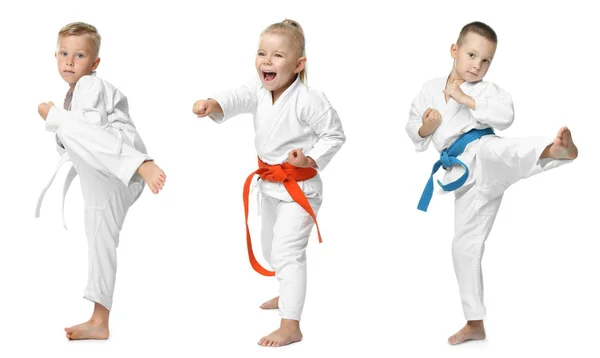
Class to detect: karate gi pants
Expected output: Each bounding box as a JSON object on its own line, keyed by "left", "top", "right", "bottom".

{"left": 452, "top": 135, "right": 571, "bottom": 320}
{"left": 56, "top": 119, "right": 148, "bottom": 310}
{"left": 260, "top": 191, "right": 323, "bottom": 321}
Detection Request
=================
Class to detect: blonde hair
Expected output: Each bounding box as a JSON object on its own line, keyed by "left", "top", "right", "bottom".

{"left": 58, "top": 22, "right": 101, "bottom": 57}
{"left": 261, "top": 19, "right": 307, "bottom": 83}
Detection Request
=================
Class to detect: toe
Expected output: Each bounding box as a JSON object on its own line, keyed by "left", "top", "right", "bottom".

{"left": 448, "top": 334, "right": 460, "bottom": 345}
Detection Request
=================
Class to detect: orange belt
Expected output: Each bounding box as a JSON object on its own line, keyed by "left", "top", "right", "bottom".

{"left": 243, "top": 157, "right": 322, "bottom": 276}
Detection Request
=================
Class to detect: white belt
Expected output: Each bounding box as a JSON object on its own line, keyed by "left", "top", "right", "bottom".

{"left": 35, "top": 122, "right": 127, "bottom": 229}
{"left": 35, "top": 153, "right": 77, "bottom": 229}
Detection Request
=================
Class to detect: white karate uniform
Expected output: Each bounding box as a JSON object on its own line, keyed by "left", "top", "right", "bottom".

{"left": 36, "top": 74, "right": 150, "bottom": 310}
{"left": 210, "top": 75, "right": 345, "bottom": 320}
{"left": 406, "top": 77, "right": 572, "bottom": 320}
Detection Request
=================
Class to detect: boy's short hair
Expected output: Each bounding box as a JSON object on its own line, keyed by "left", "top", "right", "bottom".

{"left": 457, "top": 21, "right": 497, "bottom": 45}
{"left": 58, "top": 22, "right": 101, "bottom": 57}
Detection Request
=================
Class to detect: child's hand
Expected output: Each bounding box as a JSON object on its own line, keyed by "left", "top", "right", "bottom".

{"left": 37, "top": 101, "right": 54, "bottom": 121}
{"left": 443, "top": 83, "right": 469, "bottom": 105}
{"left": 192, "top": 99, "right": 211, "bottom": 117}
{"left": 287, "top": 149, "right": 315, "bottom": 168}
{"left": 193, "top": 99, "right": 220, "bottom": 117}
{"left": 419, "top": 108, "right": 442, "bottom": 137}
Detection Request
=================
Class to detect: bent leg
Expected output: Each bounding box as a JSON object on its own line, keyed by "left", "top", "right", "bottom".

{"left": 57, "top": 118, "right": 149, "bottom": 186}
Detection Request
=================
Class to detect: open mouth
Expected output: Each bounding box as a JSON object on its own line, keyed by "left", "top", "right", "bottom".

{"left": 262, "top": 70, "right": 277, "bottom": 82}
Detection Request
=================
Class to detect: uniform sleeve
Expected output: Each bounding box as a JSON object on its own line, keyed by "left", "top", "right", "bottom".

{"left": 405, "top": 83, "right": 432, "bottom": 152}
{"left": 470, "top": 82, "right": 514, "bottom": 130}
{"left": 45, "top": 106, "right": 70, "bottom": 133}
{"left": 45, "top": 75, "right": 107, "bottom": 132}
{"left": 304, "top": 98, "right": 346, "bottom": 171}
{"left": 209, "top": 76, "right": 260, "bottom": 123}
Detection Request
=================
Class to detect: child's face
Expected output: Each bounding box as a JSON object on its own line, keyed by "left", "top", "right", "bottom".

{"left": 255, "top": 32, "right": 305, "bottom": 97}
{"left": 451, "top": 32, "right": 496, "bottom": 82}
{"left": 55, "top": 35, "right": 100, "bottom": 88}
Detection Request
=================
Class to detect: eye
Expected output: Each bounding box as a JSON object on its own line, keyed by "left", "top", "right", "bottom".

{"left": 60, "top": 51, "right": 68, "bottom": 56}
{"left": 274, "top": 53, "right": 283, "bottom": 58}
{"left": 482, "top": 59, "right": 489, "bottom": 63}
{"left": 468, "top": 53, "right": 475, "bottom": 58}
{"left": 76, "top": 53, "right": 85, "bottom": 59}
{"left": 257, "top": 51, "right": 265, "bottom": 57}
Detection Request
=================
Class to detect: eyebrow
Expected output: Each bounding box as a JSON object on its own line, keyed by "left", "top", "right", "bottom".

{"left": 58, "top": 46, "right": 90, "bottom": 52}
{"left": 257, "top": 48, "right": 288, "bottom": 54}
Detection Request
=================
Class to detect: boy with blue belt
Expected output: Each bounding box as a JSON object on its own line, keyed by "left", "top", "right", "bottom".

{"left": 406, "top": 21, "right": 578, "bottom": 345}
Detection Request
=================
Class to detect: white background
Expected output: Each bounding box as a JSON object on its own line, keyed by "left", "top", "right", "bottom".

{"left": 1, "top": 0, "right": 598, "bottom": 357}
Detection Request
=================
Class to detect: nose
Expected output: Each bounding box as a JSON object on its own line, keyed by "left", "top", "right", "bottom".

{"left": 263, "top": 56, "right": 272, "bottom": 65}
{"left": 66, "top": 56, "right": 74, "bottom": 66}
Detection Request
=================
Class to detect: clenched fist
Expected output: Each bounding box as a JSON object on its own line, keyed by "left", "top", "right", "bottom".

{"left": 287, "top": 149, "right": 315, "bottom": 168}
{"left": 38, "top": 101, "right": 54, "bottom": 121}
{"left": 419, "top": 108, "right": 442, "bottom": 137}
{"left": 443, "top": 82, "right": 469, "bottom": 105}
{"left": 192, "top": 98, "right": 222, "bottom": 118}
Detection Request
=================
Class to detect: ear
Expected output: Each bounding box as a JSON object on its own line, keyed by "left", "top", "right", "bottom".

{"left": 92, "top": 57, "right": 101, "bottom": 71}
{"left": 294, "top": 56, "right": 306, "bottom": 74}
{"left": 54, "top": 51, "right": 57, "bottom": 59}
{"left": 450, "top": 43, "right": 458, "bottom": 59}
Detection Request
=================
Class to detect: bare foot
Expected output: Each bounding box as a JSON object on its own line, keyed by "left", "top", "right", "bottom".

{"left": 64, "top": 320, "right": 109, "bottom": 340}
{"left": 448, "top": 320, "right": 486, "bottom": 345}
{"left": 65, "top": 302, "right": 110, "bottom": 340}
{"left": 260, "top": 296, "right": 279, "bottom": 310}
{"left": 137, "top": 160, "right": 166, "bottom": 194}
{"left": 258, "top": 319, "right": 302, "bottom": 347}
{"left": 543, "top": 126, "right": 578, "bottom": 160}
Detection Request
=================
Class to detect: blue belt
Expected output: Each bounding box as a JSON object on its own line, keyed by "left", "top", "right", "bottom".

{"left": 417, "top": 128, "right": 495, "bottom": 212}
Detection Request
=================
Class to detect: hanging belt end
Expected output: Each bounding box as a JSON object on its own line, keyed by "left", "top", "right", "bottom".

{"left": 417, "top": 194, "right": 431, "bottom": 212}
